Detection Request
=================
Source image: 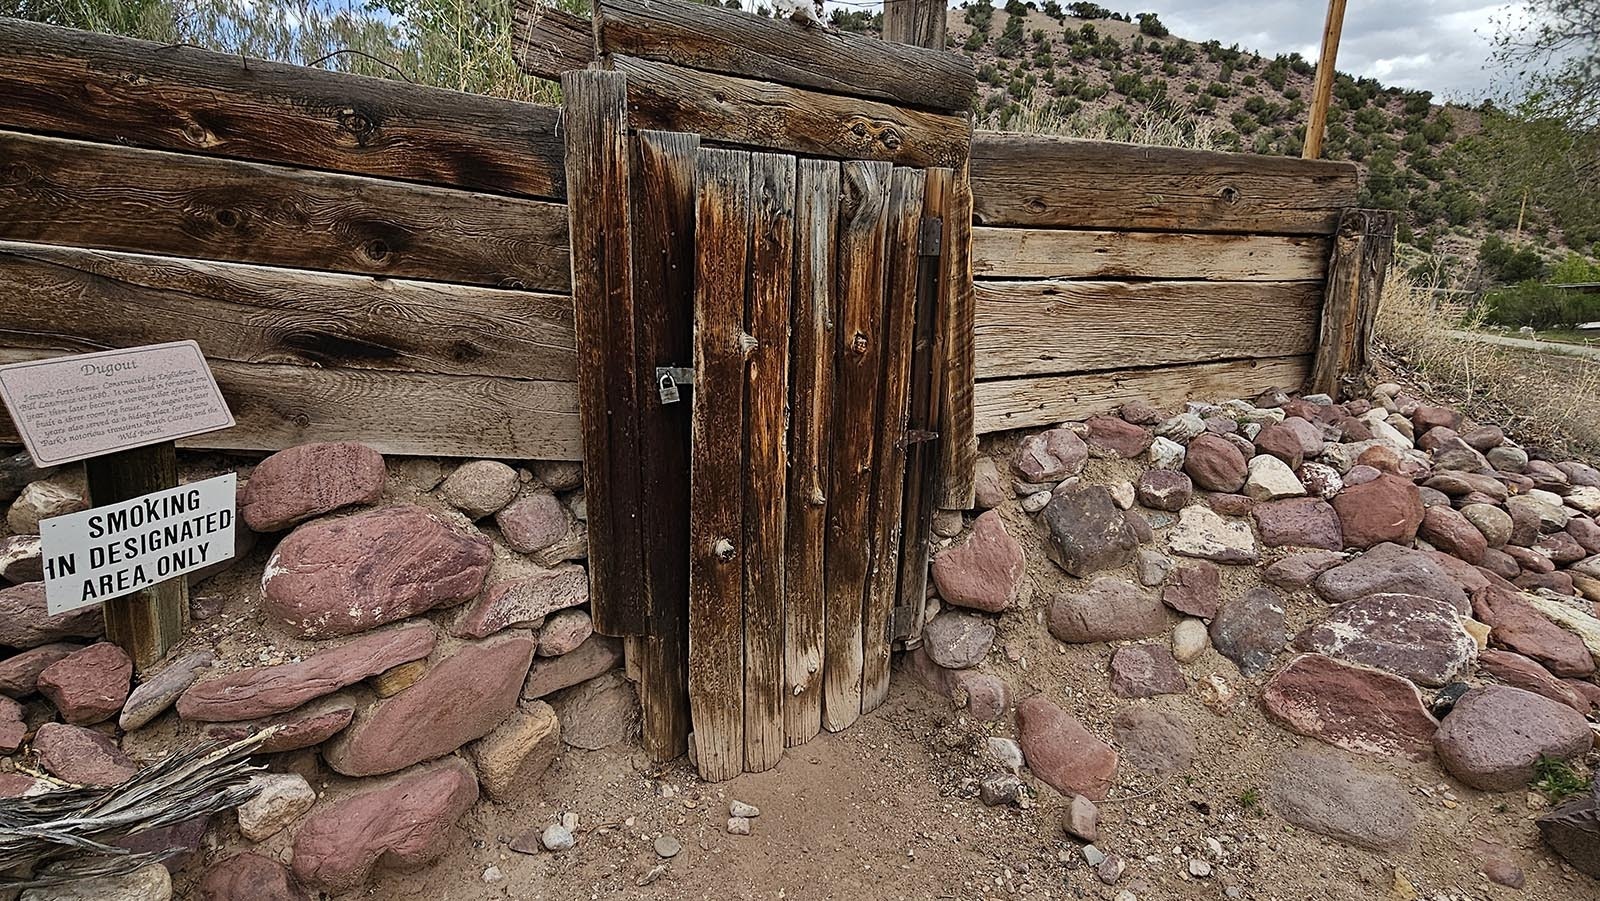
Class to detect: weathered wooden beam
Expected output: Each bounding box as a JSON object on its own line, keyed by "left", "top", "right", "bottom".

{"left": 861, "top": 167, "right": 924, "bottom": 713}
{"left": 882, "top": 0, "right": 949, "bottom": 51}
{"left": 971, "top": 228, "right": 1330, "bottom": 282}
{"left": 935, "top": 165, "right": 977, "bottom": 509}
{"left": 688, "top": 148, "right": 753, "bottom": 782}
{"left": 612, "top": 55, "right": 970, "bottom": 169}
{"left": 969, "top": 133, "right": 1359, "bottom": 234}
{"left": 0, "top": 350, "right": 580, "bottom": 460}
{"left": 0, "top": 17, "right": 566, "bottom": 199}
{"left": 0, "top": 130, "right": 570, "bottom": 292}
{"left": 1309, "top": 209, "right": 1397, "bottom": 396}
{"left": 974, "top": 356, "right": 1313, "bottom": 434}
{"left": 87, "top": 442, "right": 186, "bottom": 670}
{"left": 585, "top": 0, "right": 972, "bottom": 112}
{"left": 974, "top": 280, "right": 1323, "bottom": 379}
{"left": 561, "top": 70, "right": 647, "bottom": 636}
{"left": 1302, "top": 0, "right": 1349, "bottom": 160}
{"left": 783, "top": 158, "right": 839, "bottom": 748}
{"left": 0, "top": 241, "right": 575, "bottom": 382}
{"left": 823, "top": 160, "right": 892, "bottom": 733}
{"left": 510, "top": 2, "right": 596, "bottom": 77}
{"left": 630, "top": 129, "right": 700, "bottom": 763}
{"left": 742, "top": 152, "right": 794, "bottom": 773}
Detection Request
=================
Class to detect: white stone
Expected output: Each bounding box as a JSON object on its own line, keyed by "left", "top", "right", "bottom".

{"left": 1155, "top": 414, "right": 1206, "bottom": 443}
{"left": 542, "top": 823, "right": 575, "bottom": 851}
{"left": 1148, "top": 437, "right": 1186, "bottom": 471}
{"left": 1243, "top": 455, "right": 1306, "bottom": 501}
{"left": 1565, "top": 487, "right": 1600, "bottom": 517}
{"left": 986, "top": 736, "right": 1024, "bottom": 771}
{"left": 6, "top": 478, "right": 86, "bottom": 534}
{"left": 1021, "top": 491, "right": 1051, "bottom": 514}
{"left": 1240, "top": 422, "right": 1262, "bottom": 441}
{"left": 1109, "top": 481, "right": 1136, "bottom": 510}
{"left": 237, "top": 773, "right": 316, "bottom": 842}
{"left": 1360, "top": 409, "right": 1414, "bottom": 450}
{"left": 21, "top": 864, "right": 170, "bottom": 901}
{"left": 727, "top": 816, "right": 751, "bottom": 835}
{"left": 1169, "top": 506, "right": 1257, "bottom": 564}
{"left": 1136, "top": 548, "right": 1173, "bottom": 587}
{"left": 729, "top": 800, "right": 760, "bottom": 818}
{"left": 1303, "top": 393, "right": 1334, "bottom": 406}
{"left": 1172, "top": 618, "right": 1209, "bottom": 662}
{"left": 1188, "top": 859, "right": 1213, "bottom": 877}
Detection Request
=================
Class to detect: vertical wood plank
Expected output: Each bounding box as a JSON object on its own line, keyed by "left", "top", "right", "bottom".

{"left": 784, "top": 159, "right": 839, "bottom": 747}
{"left": 87, "top": 442, "right": 186, "bottom": 671}
{"left": 742, "top": 152, "right": 795, "bottom": 773}
{"left": 822, "top": 159, "right": 892, "bottom": 733}
{"left": 861, "top": 167, "right": 926, "bottom": 712}
{"left": 631, "top": 129, "right": 700, "bottom": 762}
{"left": 689, "top": 148, "right": 752, "bottom": 781}
{"left": 1310, "top": 208, "right": 1397, "bottom": 397}
{"left": 898, "top": 167, "right": 954, "bottom": 646}
{"left": 882, "top": 0, "right": 949, "bottom": 50}
{"left": 561, "top": 70, "right": 648, "bottom": 636}
{"left": 1351, "top": 209, "right": 1397, "bottom": 378}
{"left": 935, "top": 162, "right": 976, "bottom": 510}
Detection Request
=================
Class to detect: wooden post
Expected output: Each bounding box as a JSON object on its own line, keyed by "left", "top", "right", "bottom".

{"left": 1301, "top": 0, "right": 1348, "bottom": 160}
{"left": 85, "top": 442, "right": 187, "bottom": 669}
{"left": 1309, "top": 209, "right": 1396, "bottom": 396}
{"left": 883, "top": 0, "right": 948, "bottom": 50}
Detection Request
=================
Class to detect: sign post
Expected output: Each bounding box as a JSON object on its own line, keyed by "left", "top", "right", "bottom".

{"left": 0, "top": 341, "right": 235, "bottom": 669}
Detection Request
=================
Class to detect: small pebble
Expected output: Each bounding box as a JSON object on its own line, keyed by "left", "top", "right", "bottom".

{"left": 541, "top": 824, "right": 574, "bottom": 852}
{"left": 654, "top": 834, "right": 682, "bottom": 858}
{"left": 482, "top": 866, "right": 503, "bottom": 883}
{"left": 1083, "top": 844, "right": 1106, "bottom": 867}
{"left": 729, "top": 800, "right": 760, "bottom": 818}
{"left": 727, "top": 816, "right": 751, "bottom": 835}
{"left": 1188, "top": 859, "right": 1212, "bottom": 878}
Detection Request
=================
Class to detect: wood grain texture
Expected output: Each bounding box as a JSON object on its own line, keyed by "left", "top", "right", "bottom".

{"left": 742, "top": 152, "right": 794, "bottom": 773}
{"left": 0, "top": 130, "right": 571, "bottom": 291}
{"left": 592, "top": 0, "right": 973, "bottom": 112}
{"left": 511, "top": 2, "right": 596, "bottom": 77}
{"left": 0, "top": 241, "right": 575, "bottom": 382}
{"left": 689, "top": 148, "right": 752, "bottom": 781}
{"left": 823, "top": 160, "right": 892, "bottom": 733}
{"left": 562, "top": 71, "right": 646, "bottom": 637}
{"left": 974, "top": 355, "right": 1313, "bottom": 434}
{"left": 630, "top": 130, "right": 700, "bottom": 763}
{"left": 935, "top": 164, "right": 977, "bottom": 509}
{"left": 969, "top": 133, "right": 1359, "bottom": 234}
{"left": 613, "top": 55, "right": 970, "bottom": 169}
{"left": 0, "top": 18, "right": 566, "bottom": 199}
{"left": 861, "top": 167, "right": 924, "bottom": 713}
{"left": 1311, "top": 209, "right": 1396, "bottom": 395}
{"left": 0, "top": 349, "right": 581, "bottom": 459}
{"left": 898, "top": 168, "right": 953, "bottom": 645}
{"left": 883, "top": 0, "right": 949, "bottom": 50}
{"left": 973, "top": 280, "right": 1322, "bottom": 379}
{"left": 971, "top": 228, "right": 1329, "bottom": 282}
{"left": 783, "top": 159, "right": 839, "bottom": 748}
{"left": 87, "top": 443, "right": 187, "bottom": 671}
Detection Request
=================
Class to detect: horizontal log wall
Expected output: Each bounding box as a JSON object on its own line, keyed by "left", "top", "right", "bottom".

{"left": 968, "top": 132, "right": 1359, "bottom": 432}
{"left": 0, "top": 17, "right": 581, "bottom": 460}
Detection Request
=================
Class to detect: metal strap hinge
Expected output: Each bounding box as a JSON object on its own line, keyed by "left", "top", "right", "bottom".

{"left": 655, "top": 366, "right": 695, "bottom": 405}
{"left": 918, "top": 216, "right": 942, "bottom": 257}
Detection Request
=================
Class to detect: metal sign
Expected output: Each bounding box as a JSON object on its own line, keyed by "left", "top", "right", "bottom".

{"left": 39, "top": 473, "right": 237, "bottom": 614}
{"left": 0, "top": 341, "right": 234, "bottom": 467}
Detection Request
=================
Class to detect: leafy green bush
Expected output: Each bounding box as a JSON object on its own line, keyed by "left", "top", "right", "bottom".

{"left": 1136, "top": 11, "right": 1167, "bottom": 37}
{"left": 1480, "top": 235, "right": 1548, "bottom": 283}
{"left": 964, "top": 0, "right": 994, "bottom": 33}
{"left": 1482, "top": 282, "right": 1600, "bottom": 328}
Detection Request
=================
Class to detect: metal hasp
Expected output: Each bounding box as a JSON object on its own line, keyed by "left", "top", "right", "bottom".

{"left": 655, "top": 366, "right": 696, "bottom": 404}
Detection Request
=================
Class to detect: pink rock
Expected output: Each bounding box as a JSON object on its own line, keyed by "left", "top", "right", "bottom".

{"left": 1331, "top": 474, "right": 1424, "bottom": 549}
{"left": 522, "top": 635, "right": 623, "bottom": 700}
{"left": 323, "top": 633, "right": 535, "bottom": 777}
{"left": 36, "top": 642, "right": 131, "bottom": 726}
{"left": 263, "top": 506, "right": 490, "bottom": 638}
{"left": 1041, "top": 487, "right": 1140, "bottom": 576}
{"left": 947, "top": 670, "right": 1010, "bottom": 721}
{"left": 0, "top": 696, "right": 23, "bottom": 752}
{"left": 1085, "top": 416, "right": 1152, "bottom": 459}
{"left": 1016, "top": 696, "right": 1118, "bottom": 801}
{"left": 0, "top": 582, "right": 101, "bottom": 649}
{"left": 0, "top": 642, "right": 81, "bottom": 697}
{"left": 1473, "top": 587, "right": 1595, "bottom": 677}
{"left": 33, "top": 722, "right": 138, "bottom": 786}
{"left": 0, "top": 534, "right": 41, "bottom": 584}
{"left": 198, "top": 852, "right": 311, "bottom": 901}
{"left": 1435, "top": 685, "right": 1592, "bottom": 791}
{"left": 177, "top": 623, "right": 435, "bottom": 721}
{"left": 1480, "top": 649, "right": 1588, "bottom": 712}
{"left": 291, "top": 759, "right": 478, "bottom": 894}
{"left": 1012, "top": 428, "right": 1088, "bottom": 483}
{"left": 1253, "top": 423, "right": 1306, "bottom": 470}
{"left": 1292, "top": 593, "right": 1477, "bottom": 687}
{"left": 494, "top": 488, "right": 569, "bottom": 554}
{"left": 1252, "top": 497, "right": 1343, "bottom": 550}
{"left": 1420, "top": 505, "right": 1487, "bottom": 564}
{"left": 972, "top": 458, "right": 1007, "bottom": 509}
{"left": 1135, "top": 469, "right": 1192, "bottom": 512}
{"left": 1262, "top": 550, "right": 1346, "bottom": 590}
{"left": 536, "top": 608, "right": 592, "bottom": 657}
{"left": 1184, "top": 434, "right": 1247, "bottom": 493}
{"left": 1315, "top": 542, "right": 1468, "bottom": 612}
{"left": 240, "top": 442, "right": 386, "bottom": 531}
{"left": 203, "top": 693, "right": 356, "bottom": 753}
{"left": 1048, "top": 577, "right": 1170, "bottom": 643}
{"left": 1207, "top": 493, "right": 1256, "bottom": 516}
{"left": 1110, "top": 644, "right": 1186, "bottom": 698}
{"left": 1563, "top": 678, "right": 1600, "bottom": 712}
{"left": 1161, "top": 563, "right": 1220, "bottom": 618}
{"left": 1261, "top": 654, "right": 1438, "bottom": 761}
{"left": 931, "top": 510, "right": 1024, "bottom": 613}
{"left": 452, "top": 563, "right": 588, "bottom": 639}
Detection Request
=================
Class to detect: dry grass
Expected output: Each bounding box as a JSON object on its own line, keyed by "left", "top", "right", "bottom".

{"left": 977, "top": 94, "right": 1223, "bottom": 150}
{"left": 1375, "top": 268, "right": 1600, "bottom": 459}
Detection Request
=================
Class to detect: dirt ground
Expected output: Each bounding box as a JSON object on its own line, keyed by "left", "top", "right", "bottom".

{"left": 261, "top": 447, "right": 1590, "bottom": 901}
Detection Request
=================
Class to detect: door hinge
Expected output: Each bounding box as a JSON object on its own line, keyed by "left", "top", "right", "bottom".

{"left": 918, "top": 216, "right": 943, "bottom": 257}
{"left": 655, "top": 366, "right": 695, "bottom": 405}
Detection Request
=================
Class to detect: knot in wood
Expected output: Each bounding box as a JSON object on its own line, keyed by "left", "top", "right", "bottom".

{"left": 364, "top": 239, "right": 391, "bottom": 262}
{"left": 849, "top": 331, "right": 869, "bottom": 355}
{"left": 336, "top": 108, "right": 379, "bottom": 143}
{"left": 1216, "top": 185, "right": 1241, "bottom": 205}
{"left": 214, "top": 208, "right": 242, "bottom": 229}
{"left": 712, "top": 538, "right": 736, "bottom": 562}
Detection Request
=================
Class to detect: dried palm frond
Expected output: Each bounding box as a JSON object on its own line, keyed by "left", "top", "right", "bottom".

{"left": 0, "top": 726, "right": 280, "bottom": 888}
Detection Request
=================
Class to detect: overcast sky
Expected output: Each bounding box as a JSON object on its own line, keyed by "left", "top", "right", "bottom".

{"left": 1125, "top": 0, "right": 1517, "bottom": 100}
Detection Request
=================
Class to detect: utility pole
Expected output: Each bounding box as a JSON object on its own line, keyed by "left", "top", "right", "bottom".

{"left": 1302, "top": 0, "right": 1348, "bottom": 160}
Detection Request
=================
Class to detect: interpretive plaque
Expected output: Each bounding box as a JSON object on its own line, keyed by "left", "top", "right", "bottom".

{"left": 0, "top": 341, "right": 234, "bottom": 467}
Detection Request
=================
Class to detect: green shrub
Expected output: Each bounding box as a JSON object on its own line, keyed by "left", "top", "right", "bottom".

{"left": 964, "top": 0, "right": 994, "bottom": 32}
{"left": 1136, "top": 11, "right": 1168, "bottom": 37}
{"left": 1483, "top": 282, "right": 1600, "bottom": 328}
{"left": 1480, "top": 235, "right": 1548, "bottom": 283}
